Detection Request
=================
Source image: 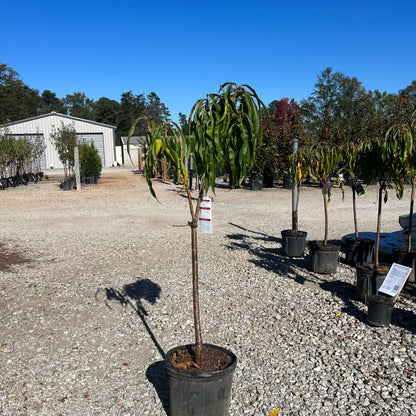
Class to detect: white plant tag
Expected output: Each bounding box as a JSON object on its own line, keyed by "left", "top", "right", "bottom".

{"left": 198, "top": 197, "right": 213, "bottom": 234}
{"left": 378, "top": 262, "right": 411, "bottom": 298}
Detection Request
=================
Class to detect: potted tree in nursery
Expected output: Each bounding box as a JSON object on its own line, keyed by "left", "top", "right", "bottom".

{"left": 132, "top": 83, "right": 264, "bottom": 416}
{"left": 357, "top": 135, "right": 405, "bottom": 325}
{"left": 390, "top": 114, "right": 416, "bottom": 283}
{"left": 307, "top": 143, "right": 345, "bottom": 273}
{"left": 50, "top": 122, "right": 78, "bottom": 190}
{"left": 79, "top": 141, "right": 102, "bottom": 184}
{"left": 342, "top": 142, "right": 375, "bottom": 265}
{"left": 281, "top": 147, "right": 308, "bottom": 257}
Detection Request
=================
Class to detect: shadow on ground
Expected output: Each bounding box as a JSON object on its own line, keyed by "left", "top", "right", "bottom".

{"left": 96, "top": 278, "right": 170, "bottom": 415}
{"left": 226, "top": 223, "right": 415, "bottom": 331}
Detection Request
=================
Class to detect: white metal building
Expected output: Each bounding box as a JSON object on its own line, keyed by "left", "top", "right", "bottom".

{"left": 0, "top": 112, "right": 116, "bottom": 169}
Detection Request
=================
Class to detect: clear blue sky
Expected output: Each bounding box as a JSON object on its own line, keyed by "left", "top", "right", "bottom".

{"left": 2, "top": 0, "right": 415, "bottom": 123}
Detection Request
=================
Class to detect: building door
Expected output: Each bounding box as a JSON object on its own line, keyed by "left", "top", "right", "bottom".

{"left": 77, "top": 133, "right": 105, "bottom": 166}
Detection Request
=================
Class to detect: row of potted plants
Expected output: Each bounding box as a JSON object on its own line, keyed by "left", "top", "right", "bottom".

{"left": 282, "top": 113, "right": 415, "bottom": 329}
{"left": 0, "top": 130, "right": 45, "bottom": 190}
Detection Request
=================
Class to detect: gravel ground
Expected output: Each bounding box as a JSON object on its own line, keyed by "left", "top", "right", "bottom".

{"left": 1, "top": 168, "right": 415, "bottom": 416}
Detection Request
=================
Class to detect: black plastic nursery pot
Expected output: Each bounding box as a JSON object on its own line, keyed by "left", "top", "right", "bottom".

{"left": 250, "top": 176, "right": 263, "bottom": 191}
{"left": 392, "top": 248, "right": 416, "bottom": 283}
{"left": 343, "top": 238, "right": 375, "bottom": 266}
{"left": 310, "top": 241, "right": 340, "bottom": 274}
{"left": 281, "top": 230, "right": 307, "bottom": 257}
{"left": 282, "top": 174, "right": 293, "bottom": 189}
{"left": 355, "top": 263, "right": 389, "bottom": 305}
{"left": 367, "top": 294, "right": 396, "bottom": 327}
{"left": 166, "top": 344, "right": 237, "bottom": 416}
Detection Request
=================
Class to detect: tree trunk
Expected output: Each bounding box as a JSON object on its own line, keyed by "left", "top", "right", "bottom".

{"left": 352, "top": 184, "right": 358, "bottom": 239}
{"left": 294, "top": 184, "right": 300, "bottom": 234}
{"left": 186, "top": 183, "right": 204, "bottom": 367}
{"left": 323, "top": 188, "right": 328, "bottom": 246}
{"left": 190, "top": 222, "right": 202, "bottom": 366}
{"left": 408, "top": 175, "right": 415, "bottom": 251}
{"left": 375, "top": 183, "right": 383, "bottom": 267}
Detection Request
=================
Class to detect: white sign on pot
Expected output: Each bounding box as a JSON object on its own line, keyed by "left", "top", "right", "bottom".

{"left": 378, "top": 263, "right": 411, "bottom": 298}
{"left": 198, "top": 196, "right": 212, "bottom": 234}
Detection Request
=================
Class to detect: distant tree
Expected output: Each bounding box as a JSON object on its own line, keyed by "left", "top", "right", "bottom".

{"left": 257, "top": 98, "right": 305, "bottom": 184}
{"left": 117, "top": 91, "right": 146, "bottom": 139}
{"left": 368, "top": 89, "right": 398, "bottom": 139}
{"left": 178, "top": 112, "right": 189, "bottom": 133}
{"left": 301, "top": 67, "right": 379, "bottom": 146}
{"left": 93, "top": 97, "right": 120, "bottom": 126}
{"left": 399, "top": 80, "right": 416, "bottom": 112}
{"left": 267, "top": 99, "right": 279, "bottom": 115}
{"left": 0, "top": 61, "right": 40, "bottom": 123}
{"left": 144, "top": 92, "right": 171, "bottom": 124}
{"left": 62, "top": 92, "right": 95, "bottom": 119}
{"left": 38, "top": 90, "right": 65, "bottom": 114}
{"left": 50, "top": 122, "right": 78, "bottom": 180}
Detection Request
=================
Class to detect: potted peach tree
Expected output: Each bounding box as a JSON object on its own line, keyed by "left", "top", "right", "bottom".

{"left": 306, "top": 143, "right": 345, "bottom": 273}
{"left": 281, "top": 147, "right": 308, "bottom": 257}
{"left": 390, "top": 113, "right": 416, "bottom": 281}
{"left": 342, "top": 142, "right": 375, "bottom": 265}
{"left": 356, "top": 133, "right": 406, "bottom": 309}
{"left": 131, "top": 83, "right": 264, "bottom": 416}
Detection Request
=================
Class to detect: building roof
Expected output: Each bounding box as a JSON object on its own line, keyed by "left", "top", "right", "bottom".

{"left": 0, "top": 112, "right": 116, "bottom": 130}
{"left": 120, "top": 136, "right": 146, "bottom": 146}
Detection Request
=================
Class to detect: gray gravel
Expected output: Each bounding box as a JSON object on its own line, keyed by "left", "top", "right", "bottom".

{"left": 1, "top": 168, "right": 415, "bottom": 416}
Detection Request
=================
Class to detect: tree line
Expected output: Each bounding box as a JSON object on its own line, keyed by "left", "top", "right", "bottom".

{"left": 0, "top": 61, "right": 415, "bottom": 154}
{"left": 0, "top": 61, "right": 171, "bottom": 141}
{"left": 255, "top": 68, "right": 416, "bottom": 182}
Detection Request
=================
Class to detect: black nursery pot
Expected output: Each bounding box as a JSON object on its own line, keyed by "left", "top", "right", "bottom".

{"left": 283, "top": 174, "right": 293, "bottom": 189}
{"left": 355, "top": 264, "right": 389, "bottom": 305}
{"left": 166, "top": 344, "right": 237, "bottom": 416}
{"left": 392, "top": 248, "right": 416, "bottom": 283}
{"left": 250, "top": 176, "right": 263, "bottom": 191}
{"left": 343, "top": 238, "right": 375, "bottom": 266}
{"left": 310, "top": 241, "right": 340, "bottom": 274}
{"left": 281, "top": 230, "right": 307, "bottom": 257}
{"left": 367, "top": 294, "right": 396, "bottom": 327}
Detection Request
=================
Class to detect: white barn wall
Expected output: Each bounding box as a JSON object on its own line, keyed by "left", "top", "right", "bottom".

{"left": 0, "top": 113, "right": 116, "bottom": 169}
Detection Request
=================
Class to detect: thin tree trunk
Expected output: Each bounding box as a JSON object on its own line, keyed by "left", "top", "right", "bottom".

{"left": 295, "top": 184, "right": 300, "bottom": 234}
{"left": 323, "top": 187, "right": 328, "bottom": 246}
{"left": 186, "top": 183, "right": 204, "bottom": 367}
{"left": 408, "top": 175, "right": 415, "bottom": 251}
{"left": 353, "top": 184, "right": 358, "bottom": 239}
{"left": 375, "top": 183, "right": 383, "bottom": 268}
{"left": 190, "top": 223, "right": 202, "bottom": 365}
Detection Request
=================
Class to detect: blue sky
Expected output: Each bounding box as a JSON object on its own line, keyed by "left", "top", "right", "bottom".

{"left": 2, "top": 0, "right": 415, "bottom": 123}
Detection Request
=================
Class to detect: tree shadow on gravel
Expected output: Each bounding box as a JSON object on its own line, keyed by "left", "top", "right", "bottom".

{"left": 226, "top": 223, "right": 365, "bottom": 321}
{"left": 391, "top": 308, "right": 416, "bottom": 333}
{"left": 227, "top": 222, "right": 316, "bottom": 286}
{"left": 96, "top": 278, "right": 170, "bottom": 415}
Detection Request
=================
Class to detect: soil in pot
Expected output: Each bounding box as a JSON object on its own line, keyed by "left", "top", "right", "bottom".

{"left": 310, "top": 241, "right": 340, "bottom": 274}
{"left": 281, "top": 230, "right": 307, "bottom": 257}
{"left": 166, "top": 344, "right": 237, "bottom": 416}
{"left": 343, "top": 238, "right": 374, "bottom": 266}
{"left": 356, "top": 263, "right": 389, "bottom": 304}
{"left": 367, "top": 294, "right": 396, "bottom": 327}
{"left": 168, "top": 344, "right": 233, "bottom": 372}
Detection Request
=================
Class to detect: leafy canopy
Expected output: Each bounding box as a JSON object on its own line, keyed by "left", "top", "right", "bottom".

{"left": 188, "top": 82, "right": 264, "bottom": 191}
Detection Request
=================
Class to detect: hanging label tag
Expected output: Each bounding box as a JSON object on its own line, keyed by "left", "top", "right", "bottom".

{"left": 198, "top": 197, "right": 213, "bottom": 234}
